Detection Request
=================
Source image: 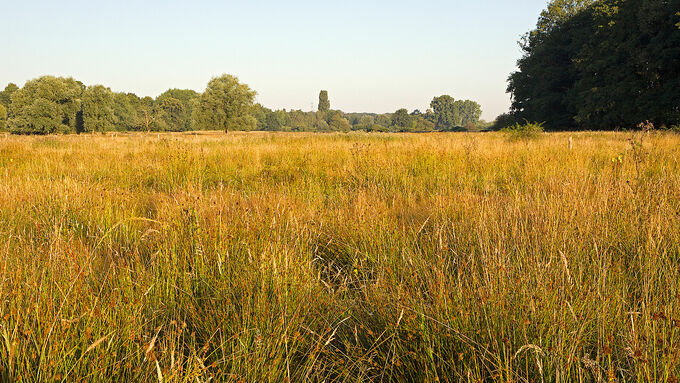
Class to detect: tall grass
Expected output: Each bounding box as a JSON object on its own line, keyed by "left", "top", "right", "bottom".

{"left": 0, "top": 131, "right": 678, "bottom": 382}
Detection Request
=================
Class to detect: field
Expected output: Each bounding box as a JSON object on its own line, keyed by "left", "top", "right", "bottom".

{"left": 0, "top": 131, "right": 679, "bottom": 382}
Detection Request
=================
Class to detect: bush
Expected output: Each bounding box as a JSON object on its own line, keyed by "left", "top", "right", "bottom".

{"left": 502, "top": 120, "right": 544, "bottom": 141}
{"left": 490, "top": 112, "right": 518, "bottom": 131}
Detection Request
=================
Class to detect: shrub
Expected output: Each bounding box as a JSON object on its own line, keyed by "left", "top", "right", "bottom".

{"left": 501, "top": 120, "right": 544, "bottom": 141}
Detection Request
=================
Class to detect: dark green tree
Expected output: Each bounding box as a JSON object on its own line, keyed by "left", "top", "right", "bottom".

{"left": 391, "top": 108, "right": 412, "bottom": 131}
{"left": 136, "top": 97, "right": 159, "bottom": 132}
{"left": 8, "top": 76, "right": 83, "bottom": 134}
{"left": 251, "top": 103, "right": 271, "bottom": 130}
{"left": 156, "top": 89, "right": 198, "bottom": 130}
{"left": 112, "top": 93, "right": 140, "bottom": 131}
{"left": 192, "top": 74, "right": 257, "bottom": 132}
{"left": 265, "top": 109, "right": 291, "bottom": 131}
{"left": 82, "top": 85, "right": 116, "bottom": 132}
{"left": 0, "top": 104, "right": 6, "bottom": 131}
{"left": 357, "top": 115, "right": 374, "bottom": 131}
{"left": 158, "top": 97, "right": 187, "bottom": 131}
{"left": 507, "top": 0, "right": 680, "bottom": 129}
{"left": 0, "top": 83, "right": 19, "bottom": 108}
{"left": 327, "top": 110, "right": 350, "bottom": 132}
{"left": 457, "top": 100, "right": 482, "bottom": 126}
{"left": 318, "top": 90, "right": 330, "bottom": 113}
{"left": 430, "top": 95, "right": 459, "bottom": 130}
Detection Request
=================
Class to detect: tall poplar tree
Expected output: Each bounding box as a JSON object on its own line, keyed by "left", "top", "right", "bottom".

{"left": 318, "top": 90, "right": 330, "bottom": 113}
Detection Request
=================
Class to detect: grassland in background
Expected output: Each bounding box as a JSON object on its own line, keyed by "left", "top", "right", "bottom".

{"left": 0, "top": 131, "right": 678, "bottom": 382}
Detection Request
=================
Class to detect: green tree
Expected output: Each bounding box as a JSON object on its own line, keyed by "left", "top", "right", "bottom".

{"left": 327, "top": 110, "right": 350, "bottom": 132}
{"left": 0, "top": 104, "right": 6, "bottom": 131}
{"left": 0, "top": 83, "right": 19, "bottom": 108}
{"left": 82, "top": 85, "right": 116, "bottom": 133}
{"left": 411, "top": 115, "right": 435, "bottom": 132}
{"left": 265, "top": 109, "right": 291, "bottom": 131}
{"left": 357, "top": 115, "right": 374, "bottom": 130}
{"left": 430, "top": 95, "right": 459, "bottom": 130}
{"left": 314, "top": 111, "right": 330, "bottom": 131}
{"left": 156, "top": 89, "right": 198, "bottom": 130}
{"left": 506, "top": 1, "right": 591, "bottom": 129}
{"left": 507, "top": 0, "right": 679, "bottom": 129}
{"left": 251, "top": 104, "right": 271, "bottom": 130}
{"left": 391, "top": 108, "right": 412, "bottom": 131}
{"left": 136, "top": 97, "right": 157, "bottom": 132}
{"left": 10, "top": 98, "right": 64, "bottom": 134}
{"left": 158, "top": 97, "right": 187, "bottom": 131}
{"left": 289, "top": 110, "right": 315, "bottom": 131}
{"left": 375, "top": 114, "right": 391, "bottom": 128}
{"left": 318, "top": 90, "right": 330, "bottom": 113}
{"left": 8, "top": 76, "right": 84, "bottom": 134}
{"left": 192, "top": 74, "right": 257, "bottom": 132}
{"left": 457, "top": 100, "right": 482, "bottom": 126}
{"left": 112, "top": 93, "right": 140, "bottom": 131}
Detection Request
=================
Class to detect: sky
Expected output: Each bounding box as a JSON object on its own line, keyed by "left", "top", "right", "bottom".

{"left": 1, "top": 0, "right": 549, "bottom": 120}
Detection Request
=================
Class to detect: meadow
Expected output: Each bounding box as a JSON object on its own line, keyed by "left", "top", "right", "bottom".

{"left": 0, "top": 131, "right": 678, "bottom": 382}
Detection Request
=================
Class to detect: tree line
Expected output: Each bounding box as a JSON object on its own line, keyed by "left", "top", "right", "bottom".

{"left": 0, "top": 75, "right": 484, "bottom": 134}
{"left": 505, "top": 0, "right": 680, "bottom": 130}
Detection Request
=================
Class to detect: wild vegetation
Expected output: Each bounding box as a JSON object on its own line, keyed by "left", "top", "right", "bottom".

{"left": 0, "top": 130, "right": 678, "bottom": 382}
{"left": 506, "top": 0, "right": 680, "bottom": 130}
{"left": 0, "top": 77, "right": 485, "bottom": 135}
{"left": 1, "top": 0, "right": 679, "bottom": 382}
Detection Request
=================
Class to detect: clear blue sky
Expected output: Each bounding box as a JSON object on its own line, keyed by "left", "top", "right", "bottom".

{"left": 1, "top": 0, "right": 548, "bottom": 120}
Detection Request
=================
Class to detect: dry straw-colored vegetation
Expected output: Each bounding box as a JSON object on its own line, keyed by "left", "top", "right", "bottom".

{"left": 0, "top": 131, "right": 679, "bottom": 382}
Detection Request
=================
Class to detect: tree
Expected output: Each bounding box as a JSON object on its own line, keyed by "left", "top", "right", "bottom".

{"left": 136, "top": 97, "right": 159, "bottom": 132}
{"left": 158, "top": 97, "right": 187, "bottom": 131}
{"left": 411, "top": 115, "right": 435, "bottom": 132}
{"left": 314, "top": 111, "right": 330, "bottom": 131}
{"left": 318, "top": 90, "right": 330, "bottom": 113}
{"left": 506, "top": 2, "right": 592, "bottom": 129}
{"left": 375, "top": 114, "right": 391, "bottom": 128}
{"left": 327, "top": 111, "right": 350, "bottom": 132}
{"left": 192, "top": 74, "right": 257, "bottom": 132}
{"left": 82, "top": 85, "right": 116, "bottom": 133}
{"left": 430, "top": 95, "right": 459, "bottom": 130}
{"left": 457, "top": 100, "right": 482, "bottom": 126}
{"left": 8, "top": 76, "right": 84, "bottom": 134}
{"left": 507, "top": 0, "right": 680, "bottom": 129}
{"left": 357, "top": 115, "right": 374, "bottom": 130}
{"left": 0, "top": 83, "right": 19, "bottom": 108}
{"left": 391, "top": 108, "right": 412, "bottom": 131}
{"left": 289, "top": 109, "right": 315, "bottom": 131}
{"left": 0, "top": 104, "right": 6, "bottom": 131}
{"left": 112, "top": 92, "right": 140, "bottom": 131}
{"left": 265, "top": 109, "right": 291, "bottom": 131}
{"left": 251, "top": 103, "right": 271, "bottom": 130}
{"left": 156, "top": 89, "right": 198, "bottom": 130}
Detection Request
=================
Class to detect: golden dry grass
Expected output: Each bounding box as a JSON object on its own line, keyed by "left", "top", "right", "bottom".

{"left": 0, "top": 130, "right": 679, "bottom": 382}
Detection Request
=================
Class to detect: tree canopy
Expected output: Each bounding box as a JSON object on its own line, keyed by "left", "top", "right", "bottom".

{"left": 192, "top": 74, "right": 257, "bottom": 133}
{"left": 0, "top": 104, "right": 6, "bottom": 131}
{"left": 7, "top": 76, "right": 84, "bottom": 134}
{"left": 430, "top": 95, "right": 482, "bottom": 130}
{"left": 82, "top": 85, "right": 116, "bottom": 133}
{"left": 1, "top": 78, "right": 486, "bottom": 134}
{"left": 507, "top": 0, "right": 680, "bottom": 130}
{"left": 0, "top": 83, "right": 19, "bottom": 108}
{"left": 318, "top": 90, "right": 330, "bottom": 113}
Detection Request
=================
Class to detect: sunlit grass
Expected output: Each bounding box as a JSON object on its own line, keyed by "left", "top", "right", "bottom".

{"left": 0, "top": 130, "right": 678, "bottom": 382}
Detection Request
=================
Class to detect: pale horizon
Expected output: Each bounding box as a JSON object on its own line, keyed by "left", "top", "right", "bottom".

{"left": 2, "top": 0, "right": 550, "bottom": 120}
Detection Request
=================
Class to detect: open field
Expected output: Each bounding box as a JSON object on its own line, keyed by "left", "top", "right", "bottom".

{"left": 0, "top": 131, "right": 679, "bottom": 382}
